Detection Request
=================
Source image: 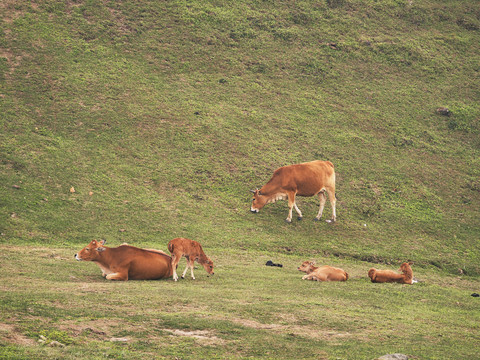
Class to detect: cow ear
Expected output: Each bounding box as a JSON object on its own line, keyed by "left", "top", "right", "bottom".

{"left": 97, "top": 246, "right": 106, "bottom": 252}
{"left": 311, "top": 261, "right": 316, "bottom": 265}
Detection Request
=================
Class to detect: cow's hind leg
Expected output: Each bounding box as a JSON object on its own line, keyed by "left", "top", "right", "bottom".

{"left": 314, "top": 191, "right": 327, "bottom": 221}
{"left": 171, "top": 253, "right": 181, "bottom": 281}
{"left": 326, "top": 187, "right": 336, "bottom": 222}
{"left": 181, "top": 256, "right": 190, "bottom": 279}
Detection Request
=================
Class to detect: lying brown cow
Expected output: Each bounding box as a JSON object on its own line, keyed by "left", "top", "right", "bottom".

{"left": 298, "top": 261, "right": 349, "bottom": 281}
{"left": 75, "top": 240, "right": 173, "bottom": 281}
{"left": 168, "top": 237, "right": 214, "bottom": 281}
{"left": 368, "top": 262, "right": 416, "bottom": 284}
{"left": 251, "top": 160, "right": 336, "bottom": 223}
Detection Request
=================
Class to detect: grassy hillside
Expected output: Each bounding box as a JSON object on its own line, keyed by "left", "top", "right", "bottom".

{"left": 1, "top": 0, "right": 479, "bottom": 358}
{"left": 1, "top": 0, "right": 479, "bottom": 271}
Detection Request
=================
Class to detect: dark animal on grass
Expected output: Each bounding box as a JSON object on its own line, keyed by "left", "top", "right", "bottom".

{"left": 250, "top": 160, "right": 336, "bottom": 223}
{"left": 368, "top": 262, "right": 416, "bottom": 284}
{"left": 297, "top": 261, "right": 348, "bottom": 281}
{"left": 168, "top": 237, "right": 214, "bottom": 281}
{"left": 75, "top": 240, "right": 173, "bottom": 281}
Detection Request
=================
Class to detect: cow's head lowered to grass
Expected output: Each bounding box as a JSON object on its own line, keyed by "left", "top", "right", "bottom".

{"left": 250, "top": 189, "right": 268, "bottom": 213}
{"left": 251, "top": 188, "right": 288, "bottom": 213}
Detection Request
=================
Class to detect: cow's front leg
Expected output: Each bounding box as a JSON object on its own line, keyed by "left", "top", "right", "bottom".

{"left": 294, "top": 203, "right": 303, "bottom": 220}
{"left": 106, "top": 272, "right": 128, "bottom": 281}
{"left": 189, "top": 262, "right": 196, "bottom": 280}
{"left": 286, "top": 193, "right": 299, "bottom": 223}
{"left": 181, "top": 261, "right": 196, "bottom": 280}
{"left": 171, "top": 254, "right": 181, "bottom": 281}
{"left": 286, "top": 205, "right": 293, "bottom": 223}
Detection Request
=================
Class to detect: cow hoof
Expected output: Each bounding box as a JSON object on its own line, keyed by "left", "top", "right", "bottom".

{"left": 285, "top": 219, "right": 292, "bottom": 223}
{"left": 313, "top": 217, "right": 320, "bottom": 222}
{"left": 297, "top": 216, "right": 303, "bottom": 221}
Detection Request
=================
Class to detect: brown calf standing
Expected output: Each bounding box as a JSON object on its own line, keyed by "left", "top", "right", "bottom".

{"left": 167, "top": 237, "right": 214, "bottom": 281}
{"left": 368, "top": 262, "right": 415, "bottom": 284}
{"left": 297, "top": 261, "right": 349, "bottom": 282}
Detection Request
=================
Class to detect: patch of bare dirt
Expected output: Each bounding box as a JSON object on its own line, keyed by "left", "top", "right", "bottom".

{"left": 0, "top": 0, "right": 25, "bottom": 24}
{"left": 57, "top": 318, "right": 123, "bottom": 338}
{"left": 0, "top": 323, "right": 36, "bottom": 346}
{"left": 161, "top": 328, "right": 226, "bottom": 345}
{"left": 227, "top": 318, "right": 357, "bottom": 342}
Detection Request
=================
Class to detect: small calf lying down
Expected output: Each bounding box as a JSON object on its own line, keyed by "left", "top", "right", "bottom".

{"left": 298, "top": 261, "right": 349, "bottom": 281}
{"left": 75, "top": 240, "right": 173, "bottom": 281}
{"left": 368, "top": 262, "right": 416, "bottom": 284}
{"left": 168, "top": 237, "right": 214, "bottom": 281}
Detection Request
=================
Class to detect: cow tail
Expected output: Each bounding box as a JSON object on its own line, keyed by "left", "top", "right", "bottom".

{"left": 168, "top": 242, "right": 174, "bottom": 254}
{"left": 344, "top": 271, "right": 349, "bottom": 281}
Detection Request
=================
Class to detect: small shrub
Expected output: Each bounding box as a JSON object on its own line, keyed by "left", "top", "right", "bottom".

{"left": 38, "top": 330, "right": 75, "bottom": 346}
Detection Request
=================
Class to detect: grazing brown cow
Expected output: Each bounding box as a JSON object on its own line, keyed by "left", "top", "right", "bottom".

{"left": 368, "top": 262, "right": 416, "bottom": 284}
{"left": 167, "top": 237, "right": 214, "bottom": 281}
{"left": 298, "top": 261, "right": 349, "bottom": 282}
{"left": 250, "top": 160, "right": 336, "bottom": 223}
{"left": 75, "top": 240, "right": 173, "bottom": 281}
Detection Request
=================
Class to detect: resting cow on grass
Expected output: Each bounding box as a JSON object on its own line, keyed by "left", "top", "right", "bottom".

{"left": 368, "top": 262, "right": 416, "bottom": 284}
{"left": 298, "top": 261, "right": 349, "bottom": 282}
{"left": 168, "top": 237, "right": 214, "bottom": 281}
{"left": 75, "top": 240, "right": 173, "bottom": 281}
{"left": 250, "top": 160, "right": 336, "bottom": 223}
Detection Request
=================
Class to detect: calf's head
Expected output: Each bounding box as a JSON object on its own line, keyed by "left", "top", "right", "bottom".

{"left": 250, "top": 189, "right": 267, "bottom": 213}
{"left": 399, "top": 262, "right": 413, "bottom": 274}
{"left": 202, "top": 259, "right": 215, "bottom": 276}
{"left": 297, "top": 261, "right": 316, "bottom": 274}
{"left": 75, "top": 239, "right": 106, "bottom": 261}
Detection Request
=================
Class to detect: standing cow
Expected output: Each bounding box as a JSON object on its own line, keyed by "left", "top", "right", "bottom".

{"left": 250, "top": 160, "right": 336, "bottom": 223}
{"left": 168, "top": 237, "right": 214, "bottom": 281}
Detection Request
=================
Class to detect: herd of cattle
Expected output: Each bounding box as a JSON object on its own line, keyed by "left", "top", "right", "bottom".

{"left": 75, "top": 160, "right": 415, "bottom": 285}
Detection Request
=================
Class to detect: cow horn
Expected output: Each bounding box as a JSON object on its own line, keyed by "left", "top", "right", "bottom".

{"left": 250, "top": 190, "right": 256, "bottom": 193}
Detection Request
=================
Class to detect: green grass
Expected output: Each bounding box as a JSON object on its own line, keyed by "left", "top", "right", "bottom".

{"left": 1, "top": 0, "right": 479, "bottom": 358}
{"left": 1, "top": 246, "right": 479, "bottom": 359}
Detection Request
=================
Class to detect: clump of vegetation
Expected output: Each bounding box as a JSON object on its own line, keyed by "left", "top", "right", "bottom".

{"left": 37, "top": 330, "right": 75, "bottom": 346}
